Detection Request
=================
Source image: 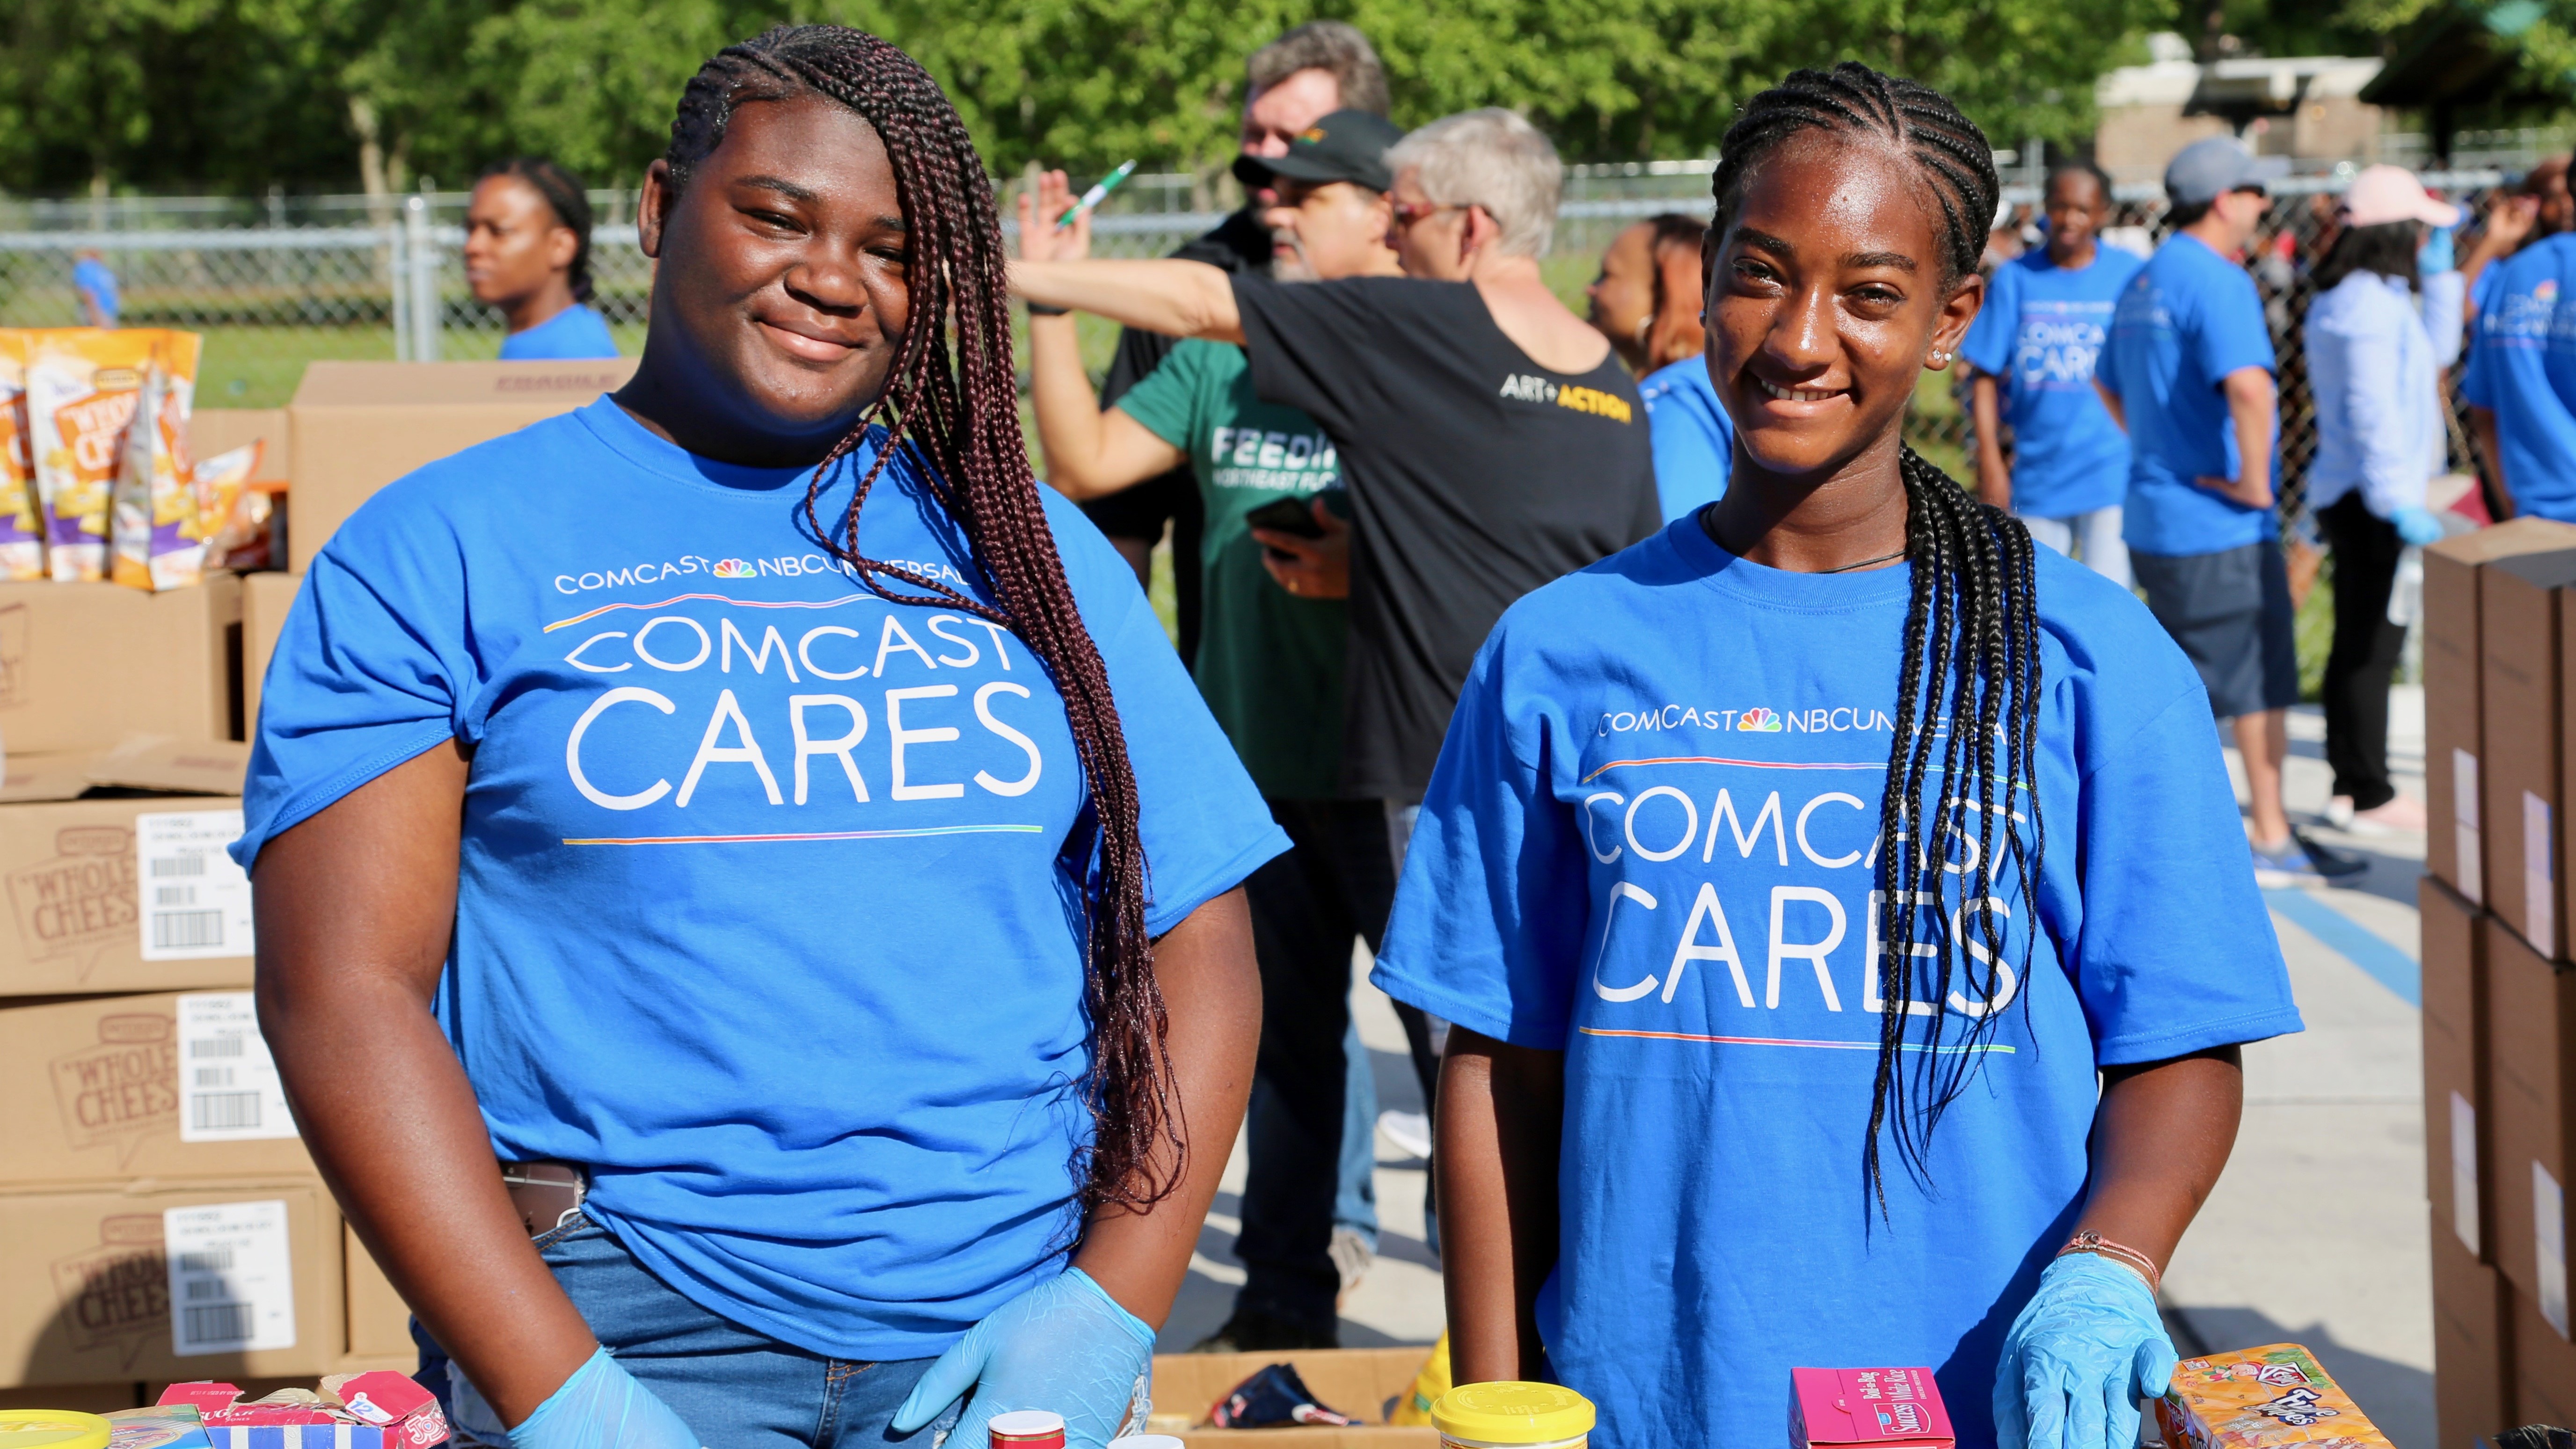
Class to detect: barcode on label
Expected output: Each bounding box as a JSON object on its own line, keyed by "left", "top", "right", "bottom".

{"left": 195, "top": 1068, "right": 234, "bottom": 1088}
{"left": 156, "top": 885, "right": 195, "bottom": 906}
{"left": 183, "top": 1303, "right": 255, "bottom": 1344}
{"left": 175, "top": 1249, "right": 234, "bottom": 1273}
{"left": 191, "top": 1037, "right": 244, "bottom": 1058}
{"left": 152, "top": 854, "right": 207, "bottom": 877}
{"left": 185, "top": 1278, "right": 232, "bottom": 1301}
{"left": 191, "top": 1093, "right": 262, "bottom": 1131}
{"left": 153, "top": 911, "right": 224, "bottom": 949}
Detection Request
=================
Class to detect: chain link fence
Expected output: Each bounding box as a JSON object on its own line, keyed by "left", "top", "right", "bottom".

{"left": 0, "top": 170, "right": 2519, "bottom": 540}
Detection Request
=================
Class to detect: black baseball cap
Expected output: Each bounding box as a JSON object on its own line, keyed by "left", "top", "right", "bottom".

{"left": 1232, "top": 109, "right": 1404, "bottom": 195}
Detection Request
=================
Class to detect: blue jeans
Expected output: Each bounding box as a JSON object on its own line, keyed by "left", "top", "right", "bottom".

{"left": 438, "top": 1213, "right": 959, "bottom": 1449}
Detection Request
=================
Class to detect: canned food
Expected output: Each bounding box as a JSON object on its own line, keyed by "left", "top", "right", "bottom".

{"left": 1430, "top": 1382, "right": 1595, "bottom": 1449}
{"left": 989, "top": 1410, "right": 1068, "bottom": 1449}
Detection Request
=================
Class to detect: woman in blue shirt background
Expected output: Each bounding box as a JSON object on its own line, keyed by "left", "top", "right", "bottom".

{"left": 2304, "top": 165, "right": 2458, "bottom": 836}
{"left": 467, "top": 157, "right": 621, "bottom": 360}
{"left": 244, "top": 27, "right": 1281, "bottom": 1449}
{"left": 1379, "top": 63, "right": 2298, "bottom": 1449}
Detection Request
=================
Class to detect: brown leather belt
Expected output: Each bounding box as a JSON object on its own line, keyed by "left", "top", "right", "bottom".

{"left": 500, "top": 1160, "right": 586, "bottom": 1238}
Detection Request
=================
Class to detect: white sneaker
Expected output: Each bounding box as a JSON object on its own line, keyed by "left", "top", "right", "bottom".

{"left": 1377, "top": 1109, "right": 1432, "bottom": 1161}
{"left": 1330, "top": 1225, "right": 1375, "bottom": 1305}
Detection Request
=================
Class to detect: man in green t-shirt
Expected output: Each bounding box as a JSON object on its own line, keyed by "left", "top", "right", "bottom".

{"left": 1021, "top": 111, "right": 1411, "bottom": 1351}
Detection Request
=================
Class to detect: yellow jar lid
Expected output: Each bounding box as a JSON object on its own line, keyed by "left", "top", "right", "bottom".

{"left": 1432, "top": 1383, "right": 1596, "bottom": 1443}
{"left": 0, "top": 1409, "right": 112, "bottom": 1449}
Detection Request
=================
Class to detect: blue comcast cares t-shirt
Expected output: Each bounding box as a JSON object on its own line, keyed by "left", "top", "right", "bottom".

{"left": 233, "top": 399, "right": 1287, "bottom": 1360}
{"left": 2097, "top": 233, "right": 2279, "bottom": 555}
{"left": 1371, "top": 517, "right": 2300, "bottom": 1449}
{"left": 2463, "top": 232, "right": 2576, "bottom": 522}
{"left": 1961, "top": 245, "right": 2144, "bottom": 518}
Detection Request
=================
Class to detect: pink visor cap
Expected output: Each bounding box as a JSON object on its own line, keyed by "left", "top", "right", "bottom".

{"left": 2342, "top": 164, "right": 2462, "bottom": 228}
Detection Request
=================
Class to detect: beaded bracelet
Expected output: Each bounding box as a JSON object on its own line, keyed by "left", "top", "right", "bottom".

{"left": 2058, "top": 1230, "right": 2162, "bottom": 1291}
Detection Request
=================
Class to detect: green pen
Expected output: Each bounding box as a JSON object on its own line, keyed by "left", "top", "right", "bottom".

{"left": 1057, "top": 159, "right": 1138, "bottom": 230}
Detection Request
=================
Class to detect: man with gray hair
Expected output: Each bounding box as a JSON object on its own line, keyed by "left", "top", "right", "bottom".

{"left": 1081, "top": 21, "right": 1392, "bottom": 656}
{"left": 1020, "top": 111, "right": 1657, "bottom": 815}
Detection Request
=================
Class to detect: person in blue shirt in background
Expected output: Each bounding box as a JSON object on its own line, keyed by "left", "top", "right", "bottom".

{"left": 1585, "top": 213, "right": 1733, "bottom": 518}
{"left": 71, "top": 249, "right": 119, "bottom": 328}
{"left": 1385, "top": 63, "right": 2298, "bottom": 1449}
{"left": 240, "top": 27, "right": 1283, "bottom": 1449}
{"left": 1964, "top": 160, "right": 2143, "bottom": 584}
{"left": 2306, "top": 166, "right": 2459, "bottom": 837}
{"left": 2463, "top": 169, "right": 2576, "bottom": 524}
{"left": 466, "top": 158, "right": 620, "bottom": 360}
{"left": 2097, "top": 136, "right": 2363, "bottom": 887}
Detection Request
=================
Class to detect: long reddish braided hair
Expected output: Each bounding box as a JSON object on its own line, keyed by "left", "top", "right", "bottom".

{"left": 664, "top": 25, "right": 1177, "bottom": 1220}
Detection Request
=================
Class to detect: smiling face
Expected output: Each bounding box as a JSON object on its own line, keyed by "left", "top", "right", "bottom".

{"left": 1704, "top": 133, "right": 1982, "bottom": 486}
{"left": 633, "top": 93, "right": 912, "bottom": 455}
{"left": 2043, "top": 169, "right": 2106, "bottom": 266}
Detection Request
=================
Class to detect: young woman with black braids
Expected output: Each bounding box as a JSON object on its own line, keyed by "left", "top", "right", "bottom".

{"left": 240, "top": 26, "right": 1282, "bottom": 1449}
{"left": 464, "top": 158, "right": 620, "bottom": 360}
{"left": 1369, "top": 64, "right": 2301, "bottom": 1449}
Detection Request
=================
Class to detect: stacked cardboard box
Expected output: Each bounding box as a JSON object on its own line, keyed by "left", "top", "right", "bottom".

{"left": 2424, "top": 517, "right": 2576, "bottom": 1443}
{"left": 0, "top": 359, "right": 630, "bottom": 1400}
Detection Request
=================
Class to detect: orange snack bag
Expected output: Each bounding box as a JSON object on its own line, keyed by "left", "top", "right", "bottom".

{"left": 27, "top": 328, "right": 160, "bottom": 582}
{"left": 2155, "top": 1344, "right": 2393, "bottom": 1449}
{"left": 191, "top": 439, "right": 265, "bottom": 571}
{"left": 0, "top": 330, "right": 40, "bottom": 580}
{"left": 108, "top": 332, "right": 207, "bottom": 591}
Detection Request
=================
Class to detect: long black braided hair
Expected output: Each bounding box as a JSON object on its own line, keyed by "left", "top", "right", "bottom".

{"left": 660, "top": 26, "right": 1179, "bottom": 1221}
{"left": 1709, "top": 63, "right": 2046, "bottom": 1206}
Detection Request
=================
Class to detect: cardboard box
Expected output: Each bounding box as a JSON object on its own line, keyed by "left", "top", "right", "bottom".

{"left": 2482, "top": 549, "right": 2576, "bottom": 958}
{"left": 240, "top": 573, "right": 300, "bottom": 737}
{"left": 2426, "top": 518, "right": 2576, "bottom": 902}
{"left": 341, "top": 1226, "right": 411, "bottom": 1363}
{"left": 2519, "top": 1281, "right": 2576, "bottom": 1427}
{"left": 190, "top": 410, "right": 290, "bottom": 487}
{"left": 0, "top": 575, "right": 242, "bottom": 755}
{"left": 0, "top": 991, "right": 311, "bottom": 1185}
{"left": 86, "top": 736, "right": 249, "bottom": 797}
{"left": 0, "top": 797, "right": 254, "bottom": 996}
{"left": 2427, "top": 876, "right": 2495, "bottom": 1258}
{"left": 0, "top": 1383, "right": 148, "bottom": 1412}
{"left": 2, "top": 752, "right": 103, "bottom": 805}
{"left": 288, "top": 359, "right": 635, "bottom": 573}
{"left": 2435, "top": 1219, "right": 2515, "bottom": 1449}
{"left": 2493, "top": 912, "right": 2576, "bottom": 1330}
{"left": 0, "top": 1177, "right": 339, "bottom": 1388}
{"left": 1149, "top": 1348, "right": 1438, "bottom": 1449}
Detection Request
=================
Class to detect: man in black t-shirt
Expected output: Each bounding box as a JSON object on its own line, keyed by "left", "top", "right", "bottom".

{"left": 1016, "top": 107, "right": 1661, "bottom": 804}
{"left": 1080, "top": 22, "right": 1393, "bottom": 665}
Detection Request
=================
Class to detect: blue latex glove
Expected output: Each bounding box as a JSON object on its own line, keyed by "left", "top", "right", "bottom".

{"left": 2420, "top": 224, "right": 2456, "bottom": 276}
{"left": 891, "top": 1268, "right": 1154, "bottom": 1449}
{"left": 506, "top": 1347, "right": 702, "bottom": 1449}
{"left": 2392, "top": 505, "right": 2447, "bottom": 546}
{"left": 1993, "top": 1253, "right": 2177, "bottom": 1449}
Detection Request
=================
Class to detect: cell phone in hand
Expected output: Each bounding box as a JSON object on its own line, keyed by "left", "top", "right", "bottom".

{"left": 1245, "top": 495, "right": 1328, "bottom": 539}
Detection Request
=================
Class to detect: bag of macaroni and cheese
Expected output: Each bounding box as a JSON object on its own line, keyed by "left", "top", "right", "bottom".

{"left": 27, "top": 328, "right": 159, "bottom": 581}
{"left": 109, "top": 333, "right": 210, "bottom": 591}
{"left": 0, "top": 331, "right": 41, "bottom": 580}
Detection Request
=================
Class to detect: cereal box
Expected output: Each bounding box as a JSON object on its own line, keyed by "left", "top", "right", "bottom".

{"left": 27, "top": 328, "right": 158, "bottom": 581}
{"left": 2156, "top": 1344, "right": 2394, "bottom": 1449}
{"left": 0, "top": 330, "right": 41, "bottom": 580}
{"left": 109, "top": 334, "right": 209, "bottom": 591}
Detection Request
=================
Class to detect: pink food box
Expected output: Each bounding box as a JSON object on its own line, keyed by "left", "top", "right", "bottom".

{"left": 1790, "top": 1366, "right": 1956, "bottom": 1449}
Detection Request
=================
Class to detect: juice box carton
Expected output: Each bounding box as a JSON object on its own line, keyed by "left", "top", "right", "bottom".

{"left": 2155, "top": 1344, "right": 2394, "bottom": 1448}
{"left": 1790, "top": 1366, "right": 1955, "bottom": 1449}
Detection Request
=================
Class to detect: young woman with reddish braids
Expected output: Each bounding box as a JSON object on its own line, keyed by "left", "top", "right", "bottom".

{"left": 1371, "top": 66, "right": 2302, "bottom": 1449}
{"left": 239, "top": 26, "right": 1282, "bottom": 1449}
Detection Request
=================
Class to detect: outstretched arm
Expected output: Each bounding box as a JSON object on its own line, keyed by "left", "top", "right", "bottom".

{"left": 1015, "top": 176, "right": 1190, "bottom": 498}
{"left": 1011, "top": 256, "right": 1247, "bottom": 345}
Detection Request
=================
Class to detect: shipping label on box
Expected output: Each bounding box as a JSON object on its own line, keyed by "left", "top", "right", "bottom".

{"left": 2463, "top": 750, "right": 2485, "bottom": 903}
{"left": 177, "top": 994, "right": 294, "bottom": 1143}
{"left": 2459, "top": 1092, "right": 2484, "bottom": 1256}
{"left": 138, "top": 810, "right": 253, "bottom": 962}
{"left": 164, "top": 1200, "right": 296, "bottom": 1356}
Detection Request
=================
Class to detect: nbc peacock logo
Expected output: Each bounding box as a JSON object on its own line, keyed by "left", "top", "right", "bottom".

{"left": 1737, "top": 707, "right": 1782, "bottom": 732}
{"left": 710, "top": 559, "right": 757, "bottom": 578}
